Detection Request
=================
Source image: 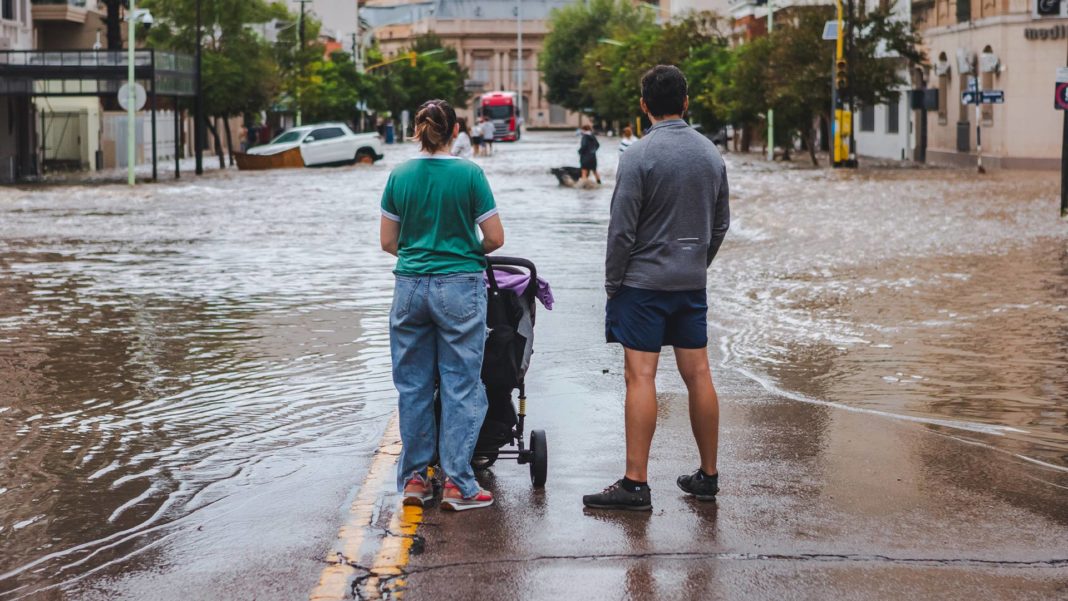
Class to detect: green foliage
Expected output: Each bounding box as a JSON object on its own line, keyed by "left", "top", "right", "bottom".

{"left": 299, "top": 51, "right": 380, "bottom": 124}
{"left": 539, "top": 0, "right": 654, "bottom": 112}
{"left": 544, "top": 3, "right": 925, "bottom": 165}
{"left": 371, "top": 34, "right": 469, "bottom": 119}
{"left": 143, "top": 0, "right": 286, "bottom": 118}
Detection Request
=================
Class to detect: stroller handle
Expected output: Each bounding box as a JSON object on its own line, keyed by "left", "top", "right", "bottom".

{"left": 486, "top": 256, "right": 538, "bottom": 298}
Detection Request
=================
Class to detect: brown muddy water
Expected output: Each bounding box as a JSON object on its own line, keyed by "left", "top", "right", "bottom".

{"left": 1, "top": 131, "right": 1066, "bottom": 598}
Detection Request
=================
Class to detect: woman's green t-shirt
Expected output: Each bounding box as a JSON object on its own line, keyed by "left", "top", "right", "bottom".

{"left": 381, "top": 156, "right": 498, "bottom": 275}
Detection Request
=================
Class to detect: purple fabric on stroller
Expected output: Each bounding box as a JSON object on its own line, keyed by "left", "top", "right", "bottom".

{"left": 484, "top": 269, "right": 554, "bottom": 310}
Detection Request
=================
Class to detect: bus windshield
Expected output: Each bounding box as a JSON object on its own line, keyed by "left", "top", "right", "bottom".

{"left": 483, "top": 105, "right": 513, "bottom": 120}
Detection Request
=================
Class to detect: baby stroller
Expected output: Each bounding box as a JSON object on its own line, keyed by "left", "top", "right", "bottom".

{"left": 476, "top": 257, "right": 547, "bottom": 487}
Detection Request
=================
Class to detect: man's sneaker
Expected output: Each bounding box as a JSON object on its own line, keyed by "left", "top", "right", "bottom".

{"left": 440, "top": 480, "right": 494, "bottom": 512}
{"left": 677, "top": 469, "right": 718, "bottom": 501}
{"left": 402, "top": 473, "right": 434, "bottom": 507}
{"left": 582, "top": 479, "right": 652, "bottom": 511}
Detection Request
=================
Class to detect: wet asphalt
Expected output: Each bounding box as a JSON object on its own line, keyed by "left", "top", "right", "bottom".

{"left": 2, "top": 131, "right": 1068, "bottom": 599}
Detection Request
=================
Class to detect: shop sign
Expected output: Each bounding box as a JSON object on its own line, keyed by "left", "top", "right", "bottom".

{"left": 1025, "top": 23, "right": 1068, "bottom": 40}
{"left": 1033, "top": 0, "right": 1068, "bottom": 18}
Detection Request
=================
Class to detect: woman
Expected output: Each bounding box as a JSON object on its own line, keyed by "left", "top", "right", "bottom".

{"left": 578, "top": 124, "right": 601, "bottom": 184}
{"left": 618, "top": 126, "right": 636, "bottom": 154}
{"left": 380, "top": 99, "right": 505, "bottom": 511}
{"left": 451, "top": 117, "right": 473, "bottom": 159}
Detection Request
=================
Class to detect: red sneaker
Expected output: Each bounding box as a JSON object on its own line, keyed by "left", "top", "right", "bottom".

{"left": 402, "top": 473, "right": 433, "bottom": 507}
{"left": 440, "top": 480, "right": 493, "bottom": 512}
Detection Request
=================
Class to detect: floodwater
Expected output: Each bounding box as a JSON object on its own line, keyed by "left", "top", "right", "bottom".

{"left": 1, "top": 131, "right": 1066, "bottom": 598}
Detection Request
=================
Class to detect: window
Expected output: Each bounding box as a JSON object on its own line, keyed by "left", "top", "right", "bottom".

{"left": 271, "top": 131, "right": 304, "bottom": 144}
{"left": 308, "top": 127, "right": 344, "bottom": 142}
{"left": 887, "top": 97, "right": 900, "bottom": 133}
{"left": 860, "top": 105, "right": 876, "bottom": 132}
{"left": 937, "top": 52, "right": 949, "bottom": 125}
{"left": 484, "top": 105, "right": 513, "bottom": 120}
{"left": 472, "top": 56, "right": 490, "bottom": 86}
{"left": 1, "top": 0, "right": 13, "bottom": 21}
{"left": 511, "top": 52, "right": 530, "bottom": 90}
{"left": 956, "top": 0, "right": 971, "bottom": 22}
{"left": 980, "top": 45, "right": 994, "bottom": 125}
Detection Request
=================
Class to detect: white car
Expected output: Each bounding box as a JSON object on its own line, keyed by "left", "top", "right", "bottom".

{"left": 248, "top": 122, "right": 384, "bottom": 166}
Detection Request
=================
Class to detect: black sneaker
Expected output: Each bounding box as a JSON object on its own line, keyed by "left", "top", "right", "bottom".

{"left": 582, "top": 479, "right": 652, "bottom": 511}
{"left": 677, "top": 470, "right": 718, "bottom": 501}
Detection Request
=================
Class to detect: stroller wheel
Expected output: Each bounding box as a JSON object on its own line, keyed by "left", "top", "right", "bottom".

{"left": 472, "top": 452, "right": 499, "bottom": 470}
{"left": 529, "top": 429, "right": 548, "bottom": 488}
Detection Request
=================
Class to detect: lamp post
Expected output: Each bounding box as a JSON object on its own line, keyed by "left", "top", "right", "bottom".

{"left": 127, "top": 0, "right": 136, "bottom": 185}
{"left": 194, "top": 0, "right": 203, "bottom": 175}
{"left": 516, "top": 0, "right": 523, "bottom": 129}
{"left": 766, "top": 0, "right": 774, "bottom": 162}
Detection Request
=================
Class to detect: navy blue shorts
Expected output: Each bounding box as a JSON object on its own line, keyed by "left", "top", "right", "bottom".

{"left": 605, "top": 285, "right": 708, "bottom": 352}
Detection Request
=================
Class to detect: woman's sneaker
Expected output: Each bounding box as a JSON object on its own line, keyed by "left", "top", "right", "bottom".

{"left": 582, "top": 479, "right": 652, "bottom": 511}
{"left": 677, "top": 469, "right": 718, "bottom": 501}
{"left": 402, "top": 473, "right": 434, "bottom": 507}
{"left": 440, "top": 480, "right": 494, "bottom": 512}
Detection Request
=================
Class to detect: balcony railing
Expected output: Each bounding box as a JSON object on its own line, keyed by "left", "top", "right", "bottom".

{"left": 0, "top": 50, "right": 195, "bottom": 96}
{"left": 30, "top": 0, "right": 89, "bottom": 6}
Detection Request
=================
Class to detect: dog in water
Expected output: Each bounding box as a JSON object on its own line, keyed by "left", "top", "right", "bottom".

{"left": 551, "top": 167, "right": 599, "bottom": 189}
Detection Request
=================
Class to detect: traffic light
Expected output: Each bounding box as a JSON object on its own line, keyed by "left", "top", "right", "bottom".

{"left": 835, "top": 60, "right": 847, "bottom": 91}
{"left": 409, "top": 51, "right": 417, "bottom": 67}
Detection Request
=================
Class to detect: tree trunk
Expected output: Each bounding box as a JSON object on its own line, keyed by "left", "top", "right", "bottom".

{"left": 223, "top": 117, "right": 236, "bottom": 166}
{"left": 206, "top": 117, "right": 225, "bottom": 170}
{"left": 740, "top": 125, "right": 752, "bottom": 153}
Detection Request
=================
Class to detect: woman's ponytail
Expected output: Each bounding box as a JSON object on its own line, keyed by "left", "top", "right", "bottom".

{"left": 412, "top": 99, "right": 457, "bottom": 153}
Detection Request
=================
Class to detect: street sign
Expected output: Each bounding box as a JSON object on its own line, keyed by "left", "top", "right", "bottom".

{"left": 961, "top": 89, "right": 1005, "bottom": 104}
{"left": 822, "top": 21, "right": 838, "bottom": 40}
{"left": 1057, "top": 67, "right": 1068, "bottom": 83}
{"left": 981, "top": 90, "right": 1005, "bottom": 104}
{"left": 966, "top": 77, "right": 978, "bottom": 92}
{"left": 1056, "top": 82, "right": 1068, "bottom": 110}
{"left": 117, "top": 83, "right": 146, "bottom": 111}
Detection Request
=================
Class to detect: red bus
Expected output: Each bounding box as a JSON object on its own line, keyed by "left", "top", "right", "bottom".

{"left": 479, "top": 91, "right": 522, "bottom": 142}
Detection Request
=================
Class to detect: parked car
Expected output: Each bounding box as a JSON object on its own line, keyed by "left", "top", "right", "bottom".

{"left": 247, "top": 123, "right": 384, "bottom": 166}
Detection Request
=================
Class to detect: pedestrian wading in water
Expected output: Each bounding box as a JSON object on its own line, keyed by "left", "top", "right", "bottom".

{"left": 578, "top": 124, "right": 601, "bottom": 184}
{"left": 583, "top": 64, "right": 730, "bottom": 511}
{"left": 380, "top": 99, "right": 505, "bottom": 512}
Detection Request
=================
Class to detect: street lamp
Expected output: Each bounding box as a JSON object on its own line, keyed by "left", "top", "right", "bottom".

{"left": 126, "top": 4, "right": 153, "bottom": 186}
{"left": 515, "top": 0, "right": 523, "bottom": 130}
{"left": 766, "top": 0, "right": 774, "bottom": 162}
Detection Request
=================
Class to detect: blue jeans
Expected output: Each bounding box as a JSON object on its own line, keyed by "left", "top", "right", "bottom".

{"left": 390, "top": 272, "right": 488, "bottom": 498}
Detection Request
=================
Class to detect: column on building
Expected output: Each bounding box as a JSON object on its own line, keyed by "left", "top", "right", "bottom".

{"left": 531, "top": 51, "right": 542, "bottom": 125}
{"left": 502, "top": 50, "right": 511, "bottom": 92}
{"left": 491, "top": 51, "right": 501, "bottom": 91}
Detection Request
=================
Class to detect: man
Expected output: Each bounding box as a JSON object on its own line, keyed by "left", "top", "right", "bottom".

{"left": 480, "top": 116, "right": 495, "bottom": 156}
{"left": 583, "top": 65, "right": 730, "bottom": 511}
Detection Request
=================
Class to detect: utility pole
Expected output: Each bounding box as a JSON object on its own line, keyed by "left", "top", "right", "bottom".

{"left": 766, "top": 0, "right": 774, "bottom": 161}
{"left": 973, "top": 56, "right": 985, "bottom": 174}
{"left": 355, "top": 0, "right": 364, "bottom": 73}
{"left": 516, "top": 0, "right": 523, "bottom": 130}
{"left": 294, "top": 0, "right": 311, "bottom": 126}
{"left": 194, "top": 0, "right": 203, "bottom": 175}
{"left": 846, "top": 0, "right": 857, "bottom": 167}
{"left": 127, "top": 0, "right": 135, "bottom": 186}
{"left": 1062, "top": 37, "right": 1068, "bottom": 218}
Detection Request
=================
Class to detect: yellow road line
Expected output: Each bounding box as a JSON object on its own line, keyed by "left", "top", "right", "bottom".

{"left": 310, "top": 413, "right": 423, "bottom": 601}
{"left": 359, "top": 502, "right": 424, "bottom": 598}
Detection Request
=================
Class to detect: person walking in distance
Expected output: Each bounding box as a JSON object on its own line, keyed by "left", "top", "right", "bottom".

{"left": 583, "top": 65, "right": 730, "bottom": 511}
{"left": 578, "top": 124, "right": 601, "bottom": 184}
{"left": 618, "top": 125, "right": 636, "bottom": 155}
{"left": 480, "top": 116, "right": 496, "bottom": 156}
{"left": 380, "top": 99, "right": 505, "bottom": 511}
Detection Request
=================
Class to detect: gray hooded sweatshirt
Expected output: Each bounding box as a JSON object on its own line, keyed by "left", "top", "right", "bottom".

{"left": 605, "top": 119, "right": 730, "bottom": 296}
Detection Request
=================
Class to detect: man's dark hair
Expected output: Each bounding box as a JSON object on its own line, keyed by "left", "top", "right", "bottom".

{"left": 640, "top": 65, "right": 687, "bottom": 118}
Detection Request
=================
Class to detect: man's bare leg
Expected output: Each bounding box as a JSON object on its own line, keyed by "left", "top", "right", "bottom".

{"left": 673, "top": 347, "right": 719, "bottom": 475}
{"left": 624, "top": 348, "right": 660, "bottom": 482}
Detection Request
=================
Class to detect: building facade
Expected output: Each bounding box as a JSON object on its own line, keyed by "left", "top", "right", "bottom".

{"left": 914, "top": 0, "right": 1065, "bottom": 168}
{"left": 365, "top": 0, "right": 580, "bottom": 128}
{"left": 0, "top": 0, "right": 34, "bottom": 182}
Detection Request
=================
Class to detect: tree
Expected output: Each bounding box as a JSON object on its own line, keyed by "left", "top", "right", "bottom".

{"left": 299, "top": 50, "right": 381, "bottom": 124}
{"left": 144, "top": 0, "right": 285, "bottom": 165}
{"left": 540, "top": 0, "right": 653, "bottom": 114}
{"left": 372, "top": 34, "right": 469, "bottom": 127}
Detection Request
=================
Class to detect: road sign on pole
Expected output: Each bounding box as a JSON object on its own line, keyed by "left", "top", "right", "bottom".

{"left": 961, "top": 89, "right": 1004, "bottom": 105}
{"left": 822, "top": 20, "right": 838, "bottom": 40}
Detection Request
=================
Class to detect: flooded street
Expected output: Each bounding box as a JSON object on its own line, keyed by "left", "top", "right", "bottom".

{"left": 1, "top": 131, "right": 1066, "bottom": 599}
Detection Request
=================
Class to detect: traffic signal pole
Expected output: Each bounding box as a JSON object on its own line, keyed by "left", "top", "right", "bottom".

{"left": 1062, "top": 38, "right": 1068, "bottom": 218}
{"left": 832, "top": 0, "right": 847, "bottom": 167}
{"left": 766, "top": 0, "right": 774, "bottom": 162}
